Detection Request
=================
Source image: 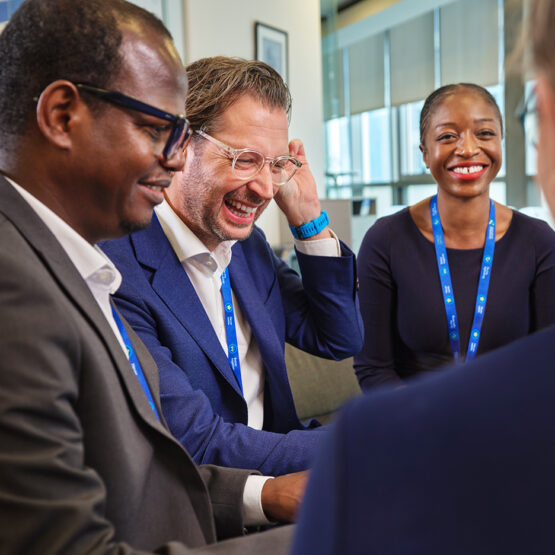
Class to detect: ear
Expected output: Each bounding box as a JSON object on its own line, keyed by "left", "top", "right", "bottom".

{"left": 35, "top": 80, "right": 85, "bottom": 150}
{"left": 420, "top": 143, "right": 430, "bottom": 168}
{"left": 182, "top": 141, "right": 190, "bottom": 162}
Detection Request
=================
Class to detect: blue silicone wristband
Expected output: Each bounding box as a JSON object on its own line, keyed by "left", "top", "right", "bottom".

{"left": 290, "top": 210, "right": 329, "bottom": 239}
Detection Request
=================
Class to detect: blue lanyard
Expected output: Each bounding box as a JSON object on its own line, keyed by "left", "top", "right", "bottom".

{"left": 220, "top": 267, "right": 243, "bottom": 393}
{"left": 430, "top": 195, "right": 495, "bottom": 362}
{"left": 111, "top": 305, "right": 161, "bottom": 420}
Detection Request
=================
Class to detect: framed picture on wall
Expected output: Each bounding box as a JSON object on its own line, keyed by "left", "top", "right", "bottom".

{"left": 255, "top": 22, "right": 288, "bottom": 84}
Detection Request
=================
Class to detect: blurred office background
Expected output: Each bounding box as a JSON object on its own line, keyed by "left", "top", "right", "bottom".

{"left": 318, "top": 0, "right": 541, "bottom": 252}
{"left": 1, "top": 0, "right": 540, "bottom": 252}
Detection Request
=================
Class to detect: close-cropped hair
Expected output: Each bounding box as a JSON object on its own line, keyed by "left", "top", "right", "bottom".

{"left": 419, "top": 83, "right": 504, "bottom": 146}
{"left": 0, "top": 0, "right": 171, "bottom": 150}
{"left": 529, "top": 0, "right": 555, "bottom": 88}
{"left": 185, "top": 56, "right": 292, "bottom": 135}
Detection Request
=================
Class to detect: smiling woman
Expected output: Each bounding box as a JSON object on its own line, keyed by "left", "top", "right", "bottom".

{"left": 354, "top": 82, "right": 555, "bottom": 391}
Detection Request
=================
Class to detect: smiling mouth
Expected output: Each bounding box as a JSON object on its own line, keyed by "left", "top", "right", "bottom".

{"left": 138, "top": 180, "right": 170, "bottom": 192}
{"left": 225, "top": 198, "right": 259, "bottom": 219}
{"left": 137, "top": 181, "right": 170, "bottom": 206}
{"left": 450, "top": 165, "right": 487, "bottom": 175}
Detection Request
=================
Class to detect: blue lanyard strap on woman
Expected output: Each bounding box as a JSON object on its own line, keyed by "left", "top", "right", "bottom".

{"left": 430, "top": 194, "right": 496, "bottom": 362}
{"left": 111, "top": 305, "right": 161, "bottom": 421}
{"left": 220, "top": 267, "right": 243, "bottom": 394}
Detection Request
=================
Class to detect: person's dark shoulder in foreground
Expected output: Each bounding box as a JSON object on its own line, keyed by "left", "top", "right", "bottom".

{"left": 293, "top": 324, "right": 555, "bottom": 554}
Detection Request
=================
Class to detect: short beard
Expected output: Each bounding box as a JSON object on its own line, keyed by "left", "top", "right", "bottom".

{"left": 212, "top": 217, "right": 255, "bottom": 244}
{"left": 179, "top": 146, "right": 267, "bottom": 246}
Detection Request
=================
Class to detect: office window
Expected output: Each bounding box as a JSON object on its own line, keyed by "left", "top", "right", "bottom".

{"left": 490, "top": 182, "right": 507, "bottom": 204}
{"left": 523, "top": 80, "right": 537, "bottom": 176}
{"left": 325, "top": 117, "right": 352, "bottom": 186}
{"left": 399, "top": 100, "right": 426, "bottom": 176}
{"left": 328, "top": 186, "right": 353, "bottom": 200}
{"left": 390, "top": 12, "right": 435, "bottom": 106}
{"left": 351, "top": 108, "right": 392, "bottom": 184}
{"left": 323, "top": 48, "right": 345, "bottom": 120}
{"left": 362, "top": 186, "right": 394, "bottom": 217}
{"left": 440, "top": 0, "right": 500, "bottom": 87}
{"left": 486, "top": 83, "right": 506, "bottom": 179}
{"left": 348, "top": 33, "right": 385, "bottom": 115}
{"left": 406, "top": 185, "right": 438, "bottom": 205}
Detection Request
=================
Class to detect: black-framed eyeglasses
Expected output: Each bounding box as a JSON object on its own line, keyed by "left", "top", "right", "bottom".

{"left": 195, "top": 130, "right": 302, "bottom": 186}
{"left": 74, "top": 83, "right": 191, "bottom": 160}
{"left": 516, "top": 85, "right": 538, "bottom": 148}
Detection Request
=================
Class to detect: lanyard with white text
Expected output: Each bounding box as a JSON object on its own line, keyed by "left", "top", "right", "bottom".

{"left": 220, "top": 267, "right": 243, "bottom": 393}
{"left": 111, "top": 305, "right": 161, "bottom": 421}
{"left": 430, "top": 194, "right": 495, "bottom": 362}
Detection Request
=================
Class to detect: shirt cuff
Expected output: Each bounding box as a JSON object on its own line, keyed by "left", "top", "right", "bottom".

{"left": 293, "top": 228, "right": 341, "bottom": 257}
{"left": 242, "top": 475, "right": 273, "bottom": 526}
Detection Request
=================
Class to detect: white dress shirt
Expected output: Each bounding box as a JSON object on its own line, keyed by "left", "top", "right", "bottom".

{"left": 7, "top": 179, "right": 125, "bottom": 348}
{"left": 6, "top": 179, "right": 270, "bottom": 526}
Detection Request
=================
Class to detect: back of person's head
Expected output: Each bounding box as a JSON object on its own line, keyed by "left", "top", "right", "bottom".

{"left": 419, "top": 83, "right": 504, "bottom": 146}
{"left": 184, "top": 56, "right": 292, "bottom": 136}
{"left": 529, "top": 0, "right": 555, "bottom": 86}
{"left": 0, "top": 0, "right": 171, "bottom": 152}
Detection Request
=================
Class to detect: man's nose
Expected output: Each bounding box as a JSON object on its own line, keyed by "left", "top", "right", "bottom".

{"left": 247, "top": 162, "right": 276, "bottom": 200}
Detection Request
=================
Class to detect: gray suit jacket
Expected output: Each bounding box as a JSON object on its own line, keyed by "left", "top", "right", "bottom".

{"left": 0, "top": 176, "right": 292, "bottom": 554}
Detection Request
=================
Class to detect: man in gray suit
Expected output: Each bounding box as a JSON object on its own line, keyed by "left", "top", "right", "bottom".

{"left": 0, "top": 0, "right": 299, "bottom": 553}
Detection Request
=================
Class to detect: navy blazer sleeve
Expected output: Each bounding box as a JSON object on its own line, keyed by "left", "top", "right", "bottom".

{"left": 240, "top": 227, "right": 364, "bottom": 360}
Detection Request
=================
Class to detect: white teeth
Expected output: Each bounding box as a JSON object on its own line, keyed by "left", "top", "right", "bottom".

{"left": 452, "top": 165, "right": 484, "bottom": 174}
{"left": 145, "top": 184, "right": 163, "bottom": 191}
{"left": 227, "top": 199, "right": 258, "bottom": 217}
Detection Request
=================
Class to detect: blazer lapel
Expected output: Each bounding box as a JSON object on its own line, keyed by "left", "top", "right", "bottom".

{"left": 131, "top": 218, "right": 243, "bottom": 396}
{"left": 0, "top": 177, "right": 169, "bottom": 435}
{"left": 229, "top": 244, "right": 285, "bottom": 379}
{"left": 230, "top": 243, "right": 302, "bottom": 430}
{"left": 111, "top": 302, "right": 170, "bottom": 431}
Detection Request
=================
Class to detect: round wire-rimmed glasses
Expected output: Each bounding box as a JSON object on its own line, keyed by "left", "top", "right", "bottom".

{"left": 195, "top": 130, "right": 302, "bottom": 185}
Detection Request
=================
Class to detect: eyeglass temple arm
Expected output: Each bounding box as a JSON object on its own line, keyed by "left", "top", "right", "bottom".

{"left": 76, "top": 83, "right": 182, "bottom": 124}
{"left": 195, "top": 130, "right": 237, "bottom": 155}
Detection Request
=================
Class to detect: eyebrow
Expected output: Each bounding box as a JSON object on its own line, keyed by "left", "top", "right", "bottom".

{"left": 434, "top": 118, "right": 496, "bottom": 129}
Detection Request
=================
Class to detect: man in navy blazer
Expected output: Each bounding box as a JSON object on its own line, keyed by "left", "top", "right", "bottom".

{"left": 101, "top": 56, "right": 363, "bottom": 477}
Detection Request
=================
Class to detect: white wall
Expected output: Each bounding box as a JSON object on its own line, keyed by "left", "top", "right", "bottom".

{"left": 182, "top": 0, "right": 325, "bottom": 245}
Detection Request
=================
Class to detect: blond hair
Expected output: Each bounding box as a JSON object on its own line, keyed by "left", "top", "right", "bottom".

{"left": 185, "top": 56, "right": 291, "bottom": 134}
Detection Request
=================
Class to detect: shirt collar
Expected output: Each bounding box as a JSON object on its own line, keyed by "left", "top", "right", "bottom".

{"left": 155, "top": 200, "right": 235, "bottom": 274}
{"left": 6, "top": 178, "right": 121, "bottom": 293}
